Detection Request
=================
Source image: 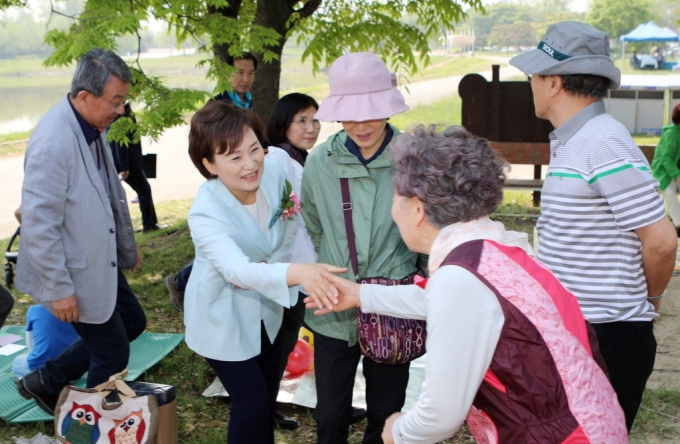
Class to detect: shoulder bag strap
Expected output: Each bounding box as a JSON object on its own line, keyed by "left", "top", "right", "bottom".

{"left": 340, "top": 178, "right": 360, "bottom": 282}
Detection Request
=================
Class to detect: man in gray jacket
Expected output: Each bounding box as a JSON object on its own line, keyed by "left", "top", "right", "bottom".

{"left": 14, "top": 48, "right": 146, "bottom": 414}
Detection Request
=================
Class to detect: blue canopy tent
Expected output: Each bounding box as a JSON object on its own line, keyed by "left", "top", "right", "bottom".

{"left": 619, "top": 22, "right": 679, "bottom": 66}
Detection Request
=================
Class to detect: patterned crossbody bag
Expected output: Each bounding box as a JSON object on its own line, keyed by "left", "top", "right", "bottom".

{"left": 340, "top": 178, "right": 426, "bottom": 365}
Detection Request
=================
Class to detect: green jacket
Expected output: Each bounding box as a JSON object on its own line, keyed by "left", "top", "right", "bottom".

{"left": 301, "top": 125, "right": 420, "bottom": 344}
{"left": 652, "top": 124, "right": 680, "bottom": 190}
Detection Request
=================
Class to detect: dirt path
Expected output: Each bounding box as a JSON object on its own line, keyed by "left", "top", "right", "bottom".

{"left": 648, "top": 273, "right": 680, "bottom": 391}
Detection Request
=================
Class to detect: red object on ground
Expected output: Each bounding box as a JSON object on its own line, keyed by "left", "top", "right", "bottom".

{"left": 286, "top": 339, "right": 314, "bottom": 376}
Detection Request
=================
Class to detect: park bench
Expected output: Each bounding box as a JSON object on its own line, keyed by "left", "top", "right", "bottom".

{"left": 490, "top": 141, "right": 656, "bottom": 192}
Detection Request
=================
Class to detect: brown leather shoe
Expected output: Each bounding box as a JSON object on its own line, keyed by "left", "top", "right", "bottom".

{"left": 165, "top": 274, "right": 184, "bottom": 311}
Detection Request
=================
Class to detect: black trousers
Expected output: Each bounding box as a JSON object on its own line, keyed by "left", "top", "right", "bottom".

{"left": 592, "top": 321, "right": 656, "bottom": 432}
{"left": 175, "top": 260, "right": 194, "bottom": 292}
{"left": 41, "top": 268, "right": 147, "bottom": 393}
{"left": 312, "top": 330, "right": 410, "bottom": 444}
{"left": 123, "top": 146, "right": 158, "bottom": 231}
{"left": 206, "top": 322, "right": 283, "bottom": 444}
{"left": 0, "top": 283, "right": 13, "bottom": 328}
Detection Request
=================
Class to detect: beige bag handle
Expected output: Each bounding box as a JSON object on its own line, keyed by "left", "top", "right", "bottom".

{"left": 92, "top": 369, "right": 137, "bottom": 402}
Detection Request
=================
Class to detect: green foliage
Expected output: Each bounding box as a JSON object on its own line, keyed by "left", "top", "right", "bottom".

{"left": 470, "top": 4, "right": 534, "bottom": 38}
{"left": 0, "top": 0, "right": 27, "bottom": 6}
{"left": 294, "top": 0, "right": 482, "bottom": 76}
{"left": 0, "top": 0, "right": 485, "bottom": 143}
{"left": 586, "top": 0, "right": 655, "bottom": 39}
{"left": 488, "top": 20, "right": 537, "bottom": 48}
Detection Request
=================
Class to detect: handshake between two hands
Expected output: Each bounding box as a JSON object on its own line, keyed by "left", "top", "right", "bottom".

{"left": 295, "top": 264, "right": 361, "bottom": 315}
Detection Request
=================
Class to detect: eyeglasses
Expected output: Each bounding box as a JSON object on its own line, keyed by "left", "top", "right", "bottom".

{"left": 95, "top": 94, "right": 127, "bottom": 114}
{"left": 525, "top": 74, "right": 533, "bottom": 82}
{"left": 295, "top": 117, "right": 321, "bottom": 129}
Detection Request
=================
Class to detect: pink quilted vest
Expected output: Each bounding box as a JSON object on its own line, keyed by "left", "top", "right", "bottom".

{"left": 435, "top": 240, "right": 628, "bottom": 444}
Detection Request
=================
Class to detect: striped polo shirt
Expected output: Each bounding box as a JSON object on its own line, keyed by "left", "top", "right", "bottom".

{"left": 537, "top": 101, "right": 666, "bottom": 323}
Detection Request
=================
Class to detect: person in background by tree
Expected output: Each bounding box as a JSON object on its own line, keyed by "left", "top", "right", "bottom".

{"left": 109, "top": 103, "right": 167, "bottom": 233}
{"left": 212, "top": 52, "right": 257, "bottom": 110}
{"left": 651, "top": 103, "right": 680, "bottom": 237}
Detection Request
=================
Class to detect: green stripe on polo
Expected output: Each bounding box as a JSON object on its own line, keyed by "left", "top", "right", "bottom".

{"left": 550, "top": 172, "right": 584, "bottom": 180}
{"left": 587, "top": 165, "right": 650, "bottom": 184}
{"left": 538, "top": 41, "right": 571, "bottom": 61}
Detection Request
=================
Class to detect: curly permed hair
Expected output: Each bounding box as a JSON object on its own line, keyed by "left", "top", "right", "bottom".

{"left": 390, "top": 125, "right": 508, "bottom": 228}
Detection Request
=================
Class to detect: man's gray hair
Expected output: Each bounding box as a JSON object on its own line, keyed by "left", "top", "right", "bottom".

{"left": 70, "top": 48, "right": 132, "bottom": 98}
{"left": 390, "top": 125, "right": 508, "bottom": 228}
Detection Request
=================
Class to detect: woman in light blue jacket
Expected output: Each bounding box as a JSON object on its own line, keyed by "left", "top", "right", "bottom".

{"left": 183, "top": 101, "right": 344, "bottom": 443}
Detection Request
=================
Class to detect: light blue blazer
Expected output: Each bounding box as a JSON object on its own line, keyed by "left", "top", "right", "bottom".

{"left": 183, "top": 157, "right": 298, "bottom": 361}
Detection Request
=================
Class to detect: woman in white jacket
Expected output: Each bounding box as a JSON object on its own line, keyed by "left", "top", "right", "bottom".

{"left": 183, "top": 101, "right": 344, "bottom": 443}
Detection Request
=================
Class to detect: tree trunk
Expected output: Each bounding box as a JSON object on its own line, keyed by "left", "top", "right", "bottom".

{"left": 252, "top": 0, "right": 321, "bottom": 126}
{"left": 251, "top": 1, "right": 293, "bottom": 126}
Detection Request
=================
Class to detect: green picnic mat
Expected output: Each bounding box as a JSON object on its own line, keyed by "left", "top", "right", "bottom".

{"left": 0, "top": 326, "right": 183, "bottom": 423}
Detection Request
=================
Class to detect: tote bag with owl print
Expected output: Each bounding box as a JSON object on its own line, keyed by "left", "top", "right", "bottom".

{"left": 53, "top": 373, "right": 159, "bottom": 444}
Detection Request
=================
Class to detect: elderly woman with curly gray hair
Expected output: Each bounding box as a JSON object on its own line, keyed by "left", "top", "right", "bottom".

{"left": 311, "top": 125, "right": 628, "bottom": 444}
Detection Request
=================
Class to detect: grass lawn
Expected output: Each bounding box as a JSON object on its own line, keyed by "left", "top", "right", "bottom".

{"left": 2, "top": 191, "right": 679, "bottom": 442}
{"left": 390, "top": 95, "right": 462, "bottom": 130}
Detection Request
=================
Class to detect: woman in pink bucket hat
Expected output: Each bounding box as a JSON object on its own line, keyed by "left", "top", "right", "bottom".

{"left": 301, "top": 52, "right": 423, "bottom": 443}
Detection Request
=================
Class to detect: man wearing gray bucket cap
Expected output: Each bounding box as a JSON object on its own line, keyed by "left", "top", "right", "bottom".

{"left": 510, "top": 21, "right": 677, "bottom": 431}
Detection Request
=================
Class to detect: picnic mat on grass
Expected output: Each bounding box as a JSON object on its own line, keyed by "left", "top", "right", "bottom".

{"left": 0, "top": 326, "right": 184, "bottom": 423}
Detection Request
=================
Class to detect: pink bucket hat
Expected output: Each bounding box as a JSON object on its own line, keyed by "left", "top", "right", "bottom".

{"left": 315, "top": 52, "right": 409, "bottom": 122}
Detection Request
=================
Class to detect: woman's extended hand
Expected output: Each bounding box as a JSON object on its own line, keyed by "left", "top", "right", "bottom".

{"left": 381, "top": 412, "right": 402, "bottom": 444}
{"left": 304, "top": 272, "right": 361, "bottom": 315}
{"left": 287, "top": 263, "right": 347, "bottom": 311}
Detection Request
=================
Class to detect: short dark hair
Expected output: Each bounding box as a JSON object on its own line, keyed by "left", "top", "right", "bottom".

{"left": 672, "top": 103, "right": 680, "bottom": 126}
{"left": 226, "top": 51, "right": 257, "bottom": 71}
{"left": 559, "top": 74, "right": 610, "bottom": 100}
{"left": 188, "top": 101, "right": 265, "bottom": 179}
{"left": 390, "top": 125, "right": 507, "bottom": 228}
{"left": 266, "top": 93, "right": 319, "bottom": 147}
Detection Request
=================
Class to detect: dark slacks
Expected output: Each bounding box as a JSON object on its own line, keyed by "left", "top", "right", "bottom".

{"left": 40, "top": 267, "right": 146, "bottom": 393}
{"left": 312, "top": 330, "right": 410, "bottom": 444}
{"left": 207, "top": 322, "right": 283, "bottom": 444}
{"left": 175, "top": 260, "right": 194, "bottom": 292}
{"left": 592, "top": 321, "right": 656, "bottom": 432}
{"left": 123, "top": 146, "right": 158, "bottom": 231}
{"left": 0, "top": 283, "right": 14, "bottom": 328}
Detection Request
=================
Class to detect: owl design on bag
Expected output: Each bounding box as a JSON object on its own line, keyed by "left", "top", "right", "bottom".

{"left": 60, "top": 402, "right": 101, "bottom": 444}
{"left": 108, "top": 410, "right": 146, "bottom": 444}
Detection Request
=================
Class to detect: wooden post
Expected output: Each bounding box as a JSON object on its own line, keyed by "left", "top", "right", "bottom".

{"left": 490, "top": 65, "right": 500, "bottom": 141}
